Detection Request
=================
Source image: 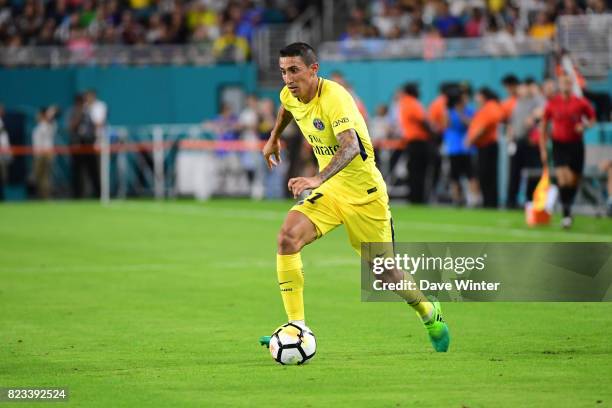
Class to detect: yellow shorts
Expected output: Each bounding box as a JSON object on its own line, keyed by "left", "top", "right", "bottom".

{"left": 290, "top": 186, "right": 394, "bottom": 256}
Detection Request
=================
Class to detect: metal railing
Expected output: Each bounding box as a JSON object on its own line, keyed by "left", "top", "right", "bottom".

{"left": 0, "top": 44, "right": 220, "bottom": 68}
{"left": 557, "top": 14, "right": 612, "bottom": 79}
{"left": 319, "top": 36, "right": 552, "bottom": 61}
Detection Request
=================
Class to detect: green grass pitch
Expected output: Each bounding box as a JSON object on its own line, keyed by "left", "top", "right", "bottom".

{"left": 1, "top": 200, "right": 611, "bottom": 407}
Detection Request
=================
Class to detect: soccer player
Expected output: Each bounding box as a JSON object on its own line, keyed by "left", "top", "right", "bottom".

{"left": 259, "top": 43, "right": 449, "bottom": 352}
{"left": 539, "top": 74, "right": 596, "bottom": 228}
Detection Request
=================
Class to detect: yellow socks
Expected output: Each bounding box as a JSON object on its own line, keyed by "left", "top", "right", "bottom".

{"left": 392, "top": 270, "right": 434, "bottom": 320}
{"left": 277, "top": 253, "right": 305, "bottom": 322}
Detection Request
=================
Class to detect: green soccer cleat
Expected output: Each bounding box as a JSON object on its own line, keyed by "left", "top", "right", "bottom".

{"left": 422, "top": 298, "right": 450, "bottom": 352}
{"left": 259, "top": 335, "right": 271, "bottom": 347}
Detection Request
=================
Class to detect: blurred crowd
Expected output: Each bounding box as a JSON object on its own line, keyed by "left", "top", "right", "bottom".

{"left": 340, "top": 0, "right": 611, "bottom": 43}
{"left": 0, "top": 0, "right": 308, "bottom": 61}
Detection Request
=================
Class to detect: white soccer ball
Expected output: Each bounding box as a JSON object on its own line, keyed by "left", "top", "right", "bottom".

{"left": 269, "top": 322, "right": 316, "bottom": 365}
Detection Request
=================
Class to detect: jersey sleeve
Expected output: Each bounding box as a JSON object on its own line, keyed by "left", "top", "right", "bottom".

{"left": 279, "top": 86, "right": 291, "bottom": 111}
{"left": 323, "top": 84, "right": 360, "bottom": 136}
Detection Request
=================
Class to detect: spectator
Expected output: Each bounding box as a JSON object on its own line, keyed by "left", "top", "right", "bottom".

{"left": 371, "top": 104, "right": 393, "bottom": 142}
{"left": 213, "top": 21, "right": 249, "bottom": 63}
{"left": 529, "top": 11, "right": 556, "bottom": 40}
{"left": 428, "top": 86, "right": 449, "bottom": 136}
{"left": 427, "top": 84, "right": 450, "bottom": 202}
{"left": 16, "top": 1, "right": 43, "bottom": 44}
{"left": 500, "top": 74, "right": 520, "bottom": 123}
{"left": 506, "top": 81, "right": 545, "bottom": 208}
{"left": 398, "top": 83, "right": 431, "bottom": 203}
{"left": 433, "top": 1, "right": 462, "bottom": 37}
{"left": 422, "top": 26, "right": 445, "bottom": 60}
{"left": 444, "top": 89, "right": 479, "bottom": 206}
{"left": 238, "top": 94, "right": 260, "bottom": 195}
{"left": 186, "top": 2, "right": 219, "bottom": 37}
{"left": 465, "top": 8, "right": 485, "bottom": 37}
{"left": 559, "top": 0, "right": 584, "bottom": 15}
{"left": 70, "top": 91, "right": 104, "bottom": 198}
{"left": 145, "top": 13, "right": 168, "bottom": 44}
{"left": 31, "top": 106, "right": 58, "bottom": 199}
{"left": 372, "top": 3, "right": 410, "bottom": 38}
{"left": 587, "top": 0, "right": 610, "bottom": 13}
{"left": 86, "top": 89, "right": 107, "bottom": 140}
{"left": 0, "top": 104, "right": 10, "bottom": 201}
{"left": 257, "top": 98, "right": 276, "bottom": 140}
{"left": 467, "top": 87, "right": 503, "bottom": 208}
{"left": 370, "top": 104, "right": 393, "bottom": 167}
{"left": 202, "top": 102, "right": 241, "bottom": 194}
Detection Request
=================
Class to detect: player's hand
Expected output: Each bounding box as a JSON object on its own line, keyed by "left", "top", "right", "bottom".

{"left": 262, "top": 137, "right": 281, "bottom": 169}
{"left": 575, "top": 123, "right": 585, "bottom": 133}
{"left": 288, "top": 176, "right": 322, "bottom": 198}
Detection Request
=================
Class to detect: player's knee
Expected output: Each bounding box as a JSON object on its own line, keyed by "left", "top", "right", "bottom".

{"left": 277, "top": 228, "right": 303, "bottom": 254}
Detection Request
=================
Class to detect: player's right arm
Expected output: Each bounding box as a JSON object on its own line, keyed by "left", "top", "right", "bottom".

{"left": 263, "top": 105, "right": 293, "bottom": 169}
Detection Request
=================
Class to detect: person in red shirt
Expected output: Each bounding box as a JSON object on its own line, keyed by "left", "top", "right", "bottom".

{"left": 398, "top": 83, "right": 431, "bottom": 203}
{"left": 540, "top": 74, "right": 596, "bottom": 228}
{"left": 466, "top": 87, "right": 504, "bottom": 208}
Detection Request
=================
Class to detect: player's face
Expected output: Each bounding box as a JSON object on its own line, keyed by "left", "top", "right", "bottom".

{"left": 559, "top": 75, "right": 573, "bottom": 94}
{"left": 279, "top": 56, "right": 318, "bottom": 99}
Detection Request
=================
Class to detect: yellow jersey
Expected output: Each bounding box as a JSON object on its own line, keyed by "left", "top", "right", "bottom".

{"left": 280, "top": 78, "right": 386, "bottom": 204}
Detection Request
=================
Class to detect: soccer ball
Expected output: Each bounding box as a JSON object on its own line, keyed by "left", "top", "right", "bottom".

{"left": 269, "top": 323, "right": 316, "bottom": 365}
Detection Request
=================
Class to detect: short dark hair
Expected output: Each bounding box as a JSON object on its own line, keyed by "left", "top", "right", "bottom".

{"left": 502, "top": 74, "right": 519, "bottom": 86}
{"left": 446, "top": 88, "right": 463, "bottom": 108}
{"left": 402, "top": 83, "right": 419, "bottom": 98}
{"left": 477, "top": 86, "right": 499, "bottom": 101}
{"left": 524, "top": 76, "right": 536, "bottom": 85}
{"left": 279, "top": 42, "right": 318, "bottom": 66}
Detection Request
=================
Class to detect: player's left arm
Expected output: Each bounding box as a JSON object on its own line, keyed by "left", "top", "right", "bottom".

{"left": 577, "top": 98, "right": 596, "bottom": 132}
{"left": 288, "top": 128, "right": 359, "bottom": 198}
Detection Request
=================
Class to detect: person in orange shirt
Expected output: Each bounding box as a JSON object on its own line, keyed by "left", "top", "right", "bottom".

{"left": 398, "top": 83, "right": 431, "bottom": 203}
{"left": 428, "top": 91, "right": 448, "bottom": 135}
{"left": 500, "top": 74, "right": 519, "bottom": 123}
{"left": 466, "top": 87, "right": 503, "bottom": 208}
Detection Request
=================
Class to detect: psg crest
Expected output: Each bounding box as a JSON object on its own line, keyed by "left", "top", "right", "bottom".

{"left": 313, "top": 118, "right": 325, "bottom": 130}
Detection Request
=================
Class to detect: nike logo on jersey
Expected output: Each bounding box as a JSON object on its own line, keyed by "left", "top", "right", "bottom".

{"left": 279, "top": 280, "right": 292, "bottom": 285}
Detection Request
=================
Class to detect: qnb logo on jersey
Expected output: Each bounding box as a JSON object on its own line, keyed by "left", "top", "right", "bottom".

{"left": 313, "top": 118, "right": 325, "bottom": 131}
{"left": 312, "top": 144, "right": 340, "bottom": 156}
{"left": 333, "top": 117, "right": 349, "bottom": 127}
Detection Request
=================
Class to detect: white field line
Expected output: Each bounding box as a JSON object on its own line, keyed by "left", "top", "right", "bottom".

{"left": 109, "top": 201, "right": 612, "bottom": 241}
